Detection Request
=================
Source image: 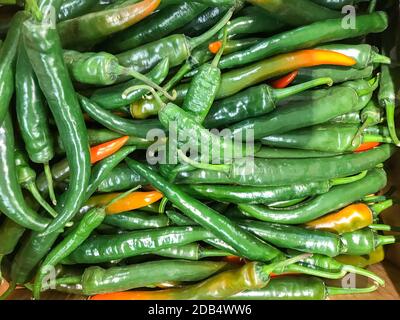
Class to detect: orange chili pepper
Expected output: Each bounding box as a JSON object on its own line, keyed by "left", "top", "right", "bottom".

{"left": 355, "top": 142, "right": 380, "bottom": 153}
{"left": 90, "top": 291, "right": 168, "bottom": 300}
{"left": 209, "top": 40, "right": 223, "bottom": 54}
{"left": 305, "top": 203, "right": 374, "bottom": 234}
{"left": 271, "top": 70, "right": 299, "bottom": 89}
{"left": 86, "top": 191, "right": 164, "bottom": 215}
{"left": 90, "top": 136, "right": 129, "bottom": 164}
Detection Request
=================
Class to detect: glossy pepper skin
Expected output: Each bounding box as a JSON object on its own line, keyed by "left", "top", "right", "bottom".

{"left": 63, "top": 226, "right": 214, "bottom": 264}
{"left": 204, "top": 77, "right": 333, "bottom": 128}
{"left": 23, "top": 12, "right": 91, "bottom": 234}
{"left": 81, "top": 260, "right": 228, "bottom": 295}
{"left": 0, "top": 114, "right": 50, "bottom": 231}
{"left": 238, "top": 168, "right": 387, "bottom": 224}
{"left": 247, "top": 0, "right": 341, "bottom": 26}
{"left": 90, "top": 58, "right": 169, "bottom": 110}
{"left": 229, "top": 79, "right": 376, "bottom": 140}
{"left": 58, "top": 0, "right": 112, "bottom": 22}
{"left": 126, "top": 158, "right": 284, "bottom": 263}
{"left": 10, "top": 147, "right": 136, "bottom": 285}
{"left": 218, "top": 12, "right": 388, "bottom": 70}
{"left": 57, "top": 0, "right": 160, "bottom": 49}
{"left": 260, "top": 124, "right": 389, "bottom": 153}
{"left": 79, "top": 95, "right": 164, "bottom": 139}
{"left": 103, "top": 1, "right": 208, "bottom": 53}
{"left": 0, "top": 11, "right": 27, "bottom": 125}
{"left": 103, "top": 210, "right": 169, "bottom": 230}
{"left": 0, "top": 218, "right": 25, "bottom": 271}
{"left": 116, "top": 7, "right": 235, "bottom": 73}
{"left": 185, "top": 181, "right": 331, "bottom": 204}
{"left": 91, "top": 262, "right": 269, "bottom": 300}
{"left": 16, "top": 39, "right": 54, "bottom": 166}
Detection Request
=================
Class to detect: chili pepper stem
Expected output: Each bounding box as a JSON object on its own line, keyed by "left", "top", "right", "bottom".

{"left": 189, "top": 7, "right": 235, "bottom": 50}
{"left": 24, "top": 0, "right": 43, "bottom": 22}
{"left": 330, "top": 170, "right": 368, "bottom": 186}
{"left": 377, "top": 235, "right": 397, "bottom": 247}
{"left": 119, "top": 66, "right": 176, "bottom": 101}
{"left": 177, "top": 150, "right": 231, "bottom": 174}
{"left": 44, "top": 163, "right": 57, "bottom": 206}
{"left": 158, "top": 197, "right": 169, "bottom": 214}
{"left": 358, "top": 75, "right": 380, "bottom": 96}
{"left": 327, "top": 283, "right": 378, "bottom": 296}
{"left": 363, "top": 195, "right": 387, "bottom": 204}
{"left": 263, "top": 253, "right": 313, "bottom": 275}
{"left": 163, "top": 63, "right": 192, "bottom": 92}
{"left": 123, "top": 85, "right": 166, "bottom": 108}
{"left": 284, "top": 264, "right": 347, "bottom": 279}
{"left": 199, "top": 248, "right": 231, "bottom": 259}
{"left": 368, "top": 0, "right": 378, "bottom": 14}
{"left": 372, "top": 52, "right": 391, "bottom": 65}
{"left": 342, "top": 265, "right": 385, "bottom": 286}
{"left": 273, "top": 77, "right": 333, "bottom": 101}
{"left": 371, "top": 199, "right": 394, "bottom": 216}
{"left": 369, "top": 224, "right": 400, "bottom": 232}
{"left": 211, "top": 26, "right": 228, "bottom": 68}
{"left": 25, "top": 183, "right": 58, "bottom": 218}
{"left": 385, "top": 102, "right": 400, "bottom": 146}
{"left": 363, "top": 134, "right": 394, "bottom": 144}
{"left": 0, "top": 281, "right": 16, "bottom": 300}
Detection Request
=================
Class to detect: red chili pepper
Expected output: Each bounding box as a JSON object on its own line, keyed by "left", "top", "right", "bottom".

{"left": 90, "top": 136, "right": 129, "bottom": 164}
{"left": 354, "top": 142, "right": 380, "bottom": 153}
{"left": 271, "top": 70, "right": 299, "bottom": 89}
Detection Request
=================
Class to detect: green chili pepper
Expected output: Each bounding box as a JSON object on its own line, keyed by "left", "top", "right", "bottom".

{"left": 103, "top": 210, "right": 169, "bottom": 230}
{"left": 14, "top": 150, "right": 58, "bottom": 218}
{"left": 58, "top": 0, "right": 113, "bottom": 22}
{"left": 126, "top": 158, "right": 284, "bottom": 262}
{"left": 104, "top": 2, "right": 208, "bottom": 53}
{"left": 219, "top": 12, "right": 388, "bottom": 70}
{"left": 176, "top": 6, "right": 228, "bottom": 37}
{"left": 229, "top": 276, "right": 377, "bottom": 300}
{"left": 0, "top": 114, "right": 50, "bottom": 231}
{"left": 10, "top": 147, "right": 136, "bottom": 286}
{"left": 260, "top": 124, "right": 390, "bottom": 153}
{"left": 90, "top": 58, "right": 169, "bottom": 110}
{"left": 316, "top": 44, "right": 390, "bottom": 69}
{"left": 116, "top": 6, "right": 236, "bottom": 73}
{"left": 0, "top": 11, "right": 27, "bottom": 126}
{"left": 16, "top": 39, "right": 56, "bottom": 205}
{"left": 79, "top": 260, "right": 230, "bottom": 295}
{"left": 185, "top": 181, "right": 332, "bottom": 204}
{"left": 379, "top": 65, "right": 400, "bottom": 146}
{"left": 57, "top": 0, "right": 160, "bottom": 49}
{"left": 238, "top": 168, "right": 387, "bottom": 224}
{"left": 79, "top": 95, "right": 164, "bottom": 139}
{"left": 63, "top": 226, "right": 214, "bottom": 264}
{"left": 23, "top": 11, "right": 91, "bottom": 235}
{"left": 294, "top": 65, "right": 374, "bottom": 85}
{"left": 229, "top": 78, "right": 378, "bottom": 141}
{"left": 239, "top": 220, "right": 394, "bottom": 258}
{"left": 247, "top": 0, "right": 341, "bottom": 26}
{"left": 205, "top": 77, "right": 333, "bottom": 128}
{"left": 255, "top": 147, "right": 341, "bottom": 159}
{"left": 0, "top": 218, "right": 25, "bottom": 279}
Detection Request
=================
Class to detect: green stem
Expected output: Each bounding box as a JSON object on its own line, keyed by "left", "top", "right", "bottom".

{"left": 283, "top": 264, "right": 347, "bottom": 280}
{"left": 368, "top": 0, "right": 377, "bottom": 13}
{"left": 119, "top": 66, "right": 176, "bottom": 101}
{"left": 0, "top": 281, "right": 16, "bottom": 300}
{"left": 163, "top": 63, "right": 192, "bottom": 92}
{"left": 44, "top": 163, "right": 57, "bottom": 206}
{"left": 377, "top": 235, "right": 396, "bottom": 247}
{"left": 24, "top": 0, "right": 43, "bottom": 22}
{"left": 26, "top": 183, "right": 58, "bottom": 218}
{"left": 177, "top": 150, "right": 231, "bottom": 174}
{"left": 363, "top": 195, "right": 387, "bottom": 204}
{"left": 123, "top": 85, "right": 166, "bottom": 109}
{"left": 212, "top": 26, "right": 228, "bottom": 68}
{"left": 199, "top": 248, "right": 231, "bottom": 259}
{"left": 327, "top": 283, "right": 378, "bottom": 296}
{"left": 371, "top": 199, "right": 393, "bottom": 216}
{"left": 363, "top": 134, "right": 394, "bottom": 144}
{"left": 267, "top": 197, "right": 308, "bottom": 208}
{"left": 330, "top": 170, "right": 368, "bottom": 186}
{"left": 263, "top": 253, "right": 312, "bottom": 275}
{"left": 357, "top": 75, "right": 380, "bottom": 96}
{"left": 369, "top": 224, "right": 399, "bottom": 232}
{"left": 189, "top": 6, "right": 235, "bottom": 50}
{"left": 342, "top": 265, "right": 385, "bottom": 286}
{"left": 274, "top": 77, "right": 333, "bottom": 101}
{"left": 158, "top": 197, "right": 169, "bottom": 214}
{"left": 371, "top": 52, "right": 391, "bottom": 65}
{"left": 385, "top": 102, "right": 400, "bottom": 146}
{"left": 352, "top": 119, "right": 374, "bottom": 147}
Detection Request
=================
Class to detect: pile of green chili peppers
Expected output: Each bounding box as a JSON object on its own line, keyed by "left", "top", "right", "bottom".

{"left": 0, "top": 0, "right": 399, "bottom": 301}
